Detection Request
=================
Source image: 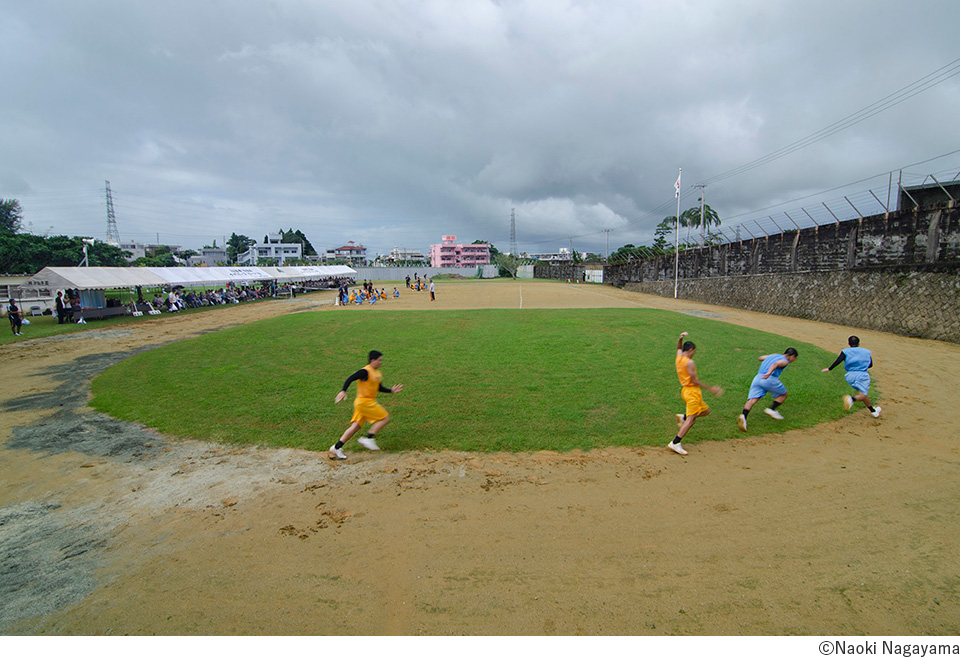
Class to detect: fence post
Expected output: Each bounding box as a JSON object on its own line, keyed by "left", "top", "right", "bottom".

{"left": 930, "top": 175, "right": 956, "bottom": 203}
{"left": 869, "top": 189, "right": 889, "bottom": 219}
{"left": 802, "top": 208, "right": 819, "bottom": 225}
{"left": 823, "top": 202, "right": 841, "bottom": 224}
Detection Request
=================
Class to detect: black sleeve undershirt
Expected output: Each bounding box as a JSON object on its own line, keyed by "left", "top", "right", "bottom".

{"left": 342, "top": 368, "right": 392, "bottom": 393}
{"left": 826, "top": 352, "right": 845, "bottom": 371}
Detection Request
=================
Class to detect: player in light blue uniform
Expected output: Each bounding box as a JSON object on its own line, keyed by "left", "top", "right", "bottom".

{"left": 738, "top": 348, "right": 799, "bottom": 431}
{"left": 821, "top": 335, "right": 880, "bottom": 418}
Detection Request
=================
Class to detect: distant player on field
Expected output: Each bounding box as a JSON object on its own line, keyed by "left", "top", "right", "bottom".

{"left": 821, "top": 335, "right": 880, "bottom": 417}
{"left": 738, "top": 348, "right": 798, "bottom": 431}
{"left": 669, "top": 332, "right": 723, "bottom": 456}
{"left": 330, "top": 350, "right": 404, "bottom": 460}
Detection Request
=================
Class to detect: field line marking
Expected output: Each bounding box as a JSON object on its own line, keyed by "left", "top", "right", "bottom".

{"left": 519, "top": 285, "right": 523, "bottom": 309}
{"left": 581, "top": 288, "right": 646, "bottom": 306}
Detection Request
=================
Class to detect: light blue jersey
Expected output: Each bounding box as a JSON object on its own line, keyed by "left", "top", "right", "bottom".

{"left": 842, "top": 347, "right": 872, "bottom": 372}
{"left": 842, "top": 347, "right": 872, "bottom": 394}
{"left": 757, "top": 354, "right": 788, "bottom": 379}
{"left": 748, "top": 354, "right": 790, "bottom": 400}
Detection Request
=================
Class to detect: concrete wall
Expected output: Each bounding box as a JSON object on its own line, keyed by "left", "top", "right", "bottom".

{"left": 624, "top": 266, "right": 960, "bottom": 343}
{"left": 603, "top": 205, "right": 959, "bottom": 285}
{"left": 536, "top": 196, "right": 960, "bottom": 343}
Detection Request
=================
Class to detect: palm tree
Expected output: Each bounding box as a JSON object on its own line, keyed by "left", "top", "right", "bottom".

{"left": 680, "top": 200, "right": 721, "bottom": 244}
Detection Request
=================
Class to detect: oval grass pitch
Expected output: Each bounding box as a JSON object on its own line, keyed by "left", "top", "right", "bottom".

{"left": 90, "top": 308, "right": 850, "bottom": 453}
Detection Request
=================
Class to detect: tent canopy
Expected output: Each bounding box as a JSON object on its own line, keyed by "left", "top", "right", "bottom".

{"left": 257, "top": 265, "right": 358, "bottom": 282}
{"left": 22, "top": 265, "right": 357, "bottom": 294}
{"left": 23, "top": 267, "right": 169, "bottom": 292}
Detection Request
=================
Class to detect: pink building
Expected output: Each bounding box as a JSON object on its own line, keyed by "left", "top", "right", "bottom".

{"left": 429, "top": 235, "right": 491, "bottom": 268}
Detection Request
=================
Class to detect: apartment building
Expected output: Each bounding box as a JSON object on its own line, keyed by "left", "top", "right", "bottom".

{"left": 429, "top": 235, "right": 491, "bottom": 268}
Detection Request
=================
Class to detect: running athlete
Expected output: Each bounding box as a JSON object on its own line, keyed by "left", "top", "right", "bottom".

{"left": 738, "top": 348, "right": 798, "bottom": 431}
{"left": 330, "top": 350, "right": 404, "bottom": 460}
{"left": 668, "top": 332, "right": 723, "bottom": 456}
{"left": 821, "top": 335, "right": 880, "bottom": 417}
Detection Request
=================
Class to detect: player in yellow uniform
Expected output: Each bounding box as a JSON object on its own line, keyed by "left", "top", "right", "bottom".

{"left": 330, "top": 350, "right": 404, "bottom": 460}
{"left": 669, "top": 331, "right": 723, "bottom": 456}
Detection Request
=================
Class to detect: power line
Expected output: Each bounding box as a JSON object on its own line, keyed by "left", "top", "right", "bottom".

{"left": 697, "top": 55, "right": 960, "bottom": 187}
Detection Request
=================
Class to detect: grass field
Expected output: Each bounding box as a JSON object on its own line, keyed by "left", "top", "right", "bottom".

{"left": 90, "top": 307, "right": 852, "bottom": 452}
{"left": 0, "top": 298, "right": 264, "bottom": 345}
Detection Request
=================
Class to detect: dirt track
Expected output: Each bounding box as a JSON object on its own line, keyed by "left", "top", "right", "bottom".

{"left": 1, "top": 280, "right": 958, "bottom": 635}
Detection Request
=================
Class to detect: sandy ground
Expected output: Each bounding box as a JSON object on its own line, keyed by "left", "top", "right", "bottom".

{"left": 0, "top": 280, "right": 958, "bottom": 635}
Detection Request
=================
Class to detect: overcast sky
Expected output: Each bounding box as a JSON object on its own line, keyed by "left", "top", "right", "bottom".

{"left": 3, "top": 0, "right": 959, "bottom": 257}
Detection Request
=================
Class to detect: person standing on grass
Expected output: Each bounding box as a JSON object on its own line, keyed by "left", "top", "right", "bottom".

{"left": 56, "top": 291, "right": 67, "bottom": 324}
{"left": 669, "top": 332, "right": 723, "bottom": 456}
{"left": 737, "top": 348, "right": 798, "bottom": 432}
{"left": 7, "top": 299, "right": 23, "bottom": 336}
{"left": 429, "top": 279, "right": 435, "bottom": 302}
{"left": 330, "top": 350, "right": 404, "bottom": 460}
{"left": 821, "top": 335, "right": 880, "bottom": 418}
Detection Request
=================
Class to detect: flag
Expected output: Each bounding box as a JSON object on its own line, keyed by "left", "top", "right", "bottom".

{"left": 675, "top": 172, "right": 681, "bottom": 198}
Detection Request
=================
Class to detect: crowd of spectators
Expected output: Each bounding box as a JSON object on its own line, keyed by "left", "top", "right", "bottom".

{"left": 146, "top": 277, "right": 357, "bottom": 312}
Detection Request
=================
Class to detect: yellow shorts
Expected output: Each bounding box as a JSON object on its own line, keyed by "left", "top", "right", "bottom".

{"left": 351, "top": 399, "right": 388, "bottom": 425}
{"left": 681, "top": 386, "right": 710, "bottom": 417}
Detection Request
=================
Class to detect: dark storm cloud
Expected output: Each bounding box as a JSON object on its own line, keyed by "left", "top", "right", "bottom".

{"left": 3, "top": 0, "right": 959, "bottom": 256}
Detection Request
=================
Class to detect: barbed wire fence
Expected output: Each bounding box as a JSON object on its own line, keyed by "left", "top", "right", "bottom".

{"left": 602, "top": 162, "right": 960, "bottom": 265}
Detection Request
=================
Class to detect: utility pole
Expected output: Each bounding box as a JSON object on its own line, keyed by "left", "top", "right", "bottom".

{"left": 695, "top": 183, "right": 707, "bottom": 245}
{"left": 104, "top": 180, "right": 121, "bottom": 245}
{"left": 603, "top": 228, "right": 611, "bottom": 260}
{"left": 510, "top": 208, "right": 518, "bottom": 256}
{"left": 674, "top": 167, "right": 681, "bottom": 299}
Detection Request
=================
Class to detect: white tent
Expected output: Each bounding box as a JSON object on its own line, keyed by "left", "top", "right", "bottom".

{"left": 257, "top": 265, "right": 358, "bottom": 282}
{"left": 21, "top": 265, "right": 357, "bottom": 310}
{"left": 23, "top": 267, "right": 169, "bottom": 292}
{"left": 145, "top": 266, "right": 274, "bottom": 286}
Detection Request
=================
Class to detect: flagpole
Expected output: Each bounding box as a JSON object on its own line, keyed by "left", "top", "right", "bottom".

{"left": 674, "top": 167, "right": 681, "bottom": 299}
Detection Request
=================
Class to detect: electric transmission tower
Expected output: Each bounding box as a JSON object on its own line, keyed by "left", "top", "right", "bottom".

{"left": 104, "top": 180, "right": 121, "bottom": 245}
{"left": 510, "top": 208, "right": 518, "bottom": 255}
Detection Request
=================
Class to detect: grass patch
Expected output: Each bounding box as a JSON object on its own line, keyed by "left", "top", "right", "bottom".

{"left": 90, "top": 308, "right": 854, "bottom": 452}
{"left": 0, "top": 294, "right": 324, "bottom": 346}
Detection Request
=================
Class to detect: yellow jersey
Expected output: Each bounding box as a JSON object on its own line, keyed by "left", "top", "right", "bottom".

{"left": 676, "top": 355, "right": 694, "bottom": 388}
{"left": 356, "top": 365, "right": 383, "bottom": 401}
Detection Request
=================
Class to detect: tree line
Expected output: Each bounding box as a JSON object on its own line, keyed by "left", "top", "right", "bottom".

{"left": 609, "top": 200, "right": 721, "bottom": 263}
{"left": 0, "top": 198, "right": 323, "bottom": 273}
{"left": 1, "top": 199, "right": 130, "bottom": 273}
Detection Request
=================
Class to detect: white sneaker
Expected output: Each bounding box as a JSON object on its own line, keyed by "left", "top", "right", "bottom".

{"left": 358, "top": 436, "right": 380, "bottom": 451}
{"left": 329, "top": 445, "right": 346, "bottom": 460}
{"left": 675, "top": 414, "right": 684, "bottom": 429}
{"left": 738, "top": 414, "right": 748, "bottom": 432}
{"left": 764, "top": 408, "right": 784, "bottom": 420}
{"left": 668, "top": 441, "right": 688, "bottom": 456}
{"left": 843, "top": 395, "right": 854, "bottom": 410}
{"left": 871, "top": 407, "right": 881, "bottom": 418}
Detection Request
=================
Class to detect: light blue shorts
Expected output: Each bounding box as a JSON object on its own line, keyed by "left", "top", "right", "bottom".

{"left": 845, "top": 371, "right": 871, "bottom": 395}
{"left": 748, "top": 375, "right": 787, "bottom": 400}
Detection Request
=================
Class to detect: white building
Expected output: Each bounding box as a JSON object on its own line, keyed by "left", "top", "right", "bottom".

{"left": 188, "top": 247, "right": 228, "bottom": 267}
{"left": 529, "top": 247, "right": 574, "bottom": 265}
{"left": 386, "top": 246, "right": 427, "bottom": 263}
{"left": 118, "top": 241, "right": 146, "bottom": 262}
{"left": 326, "top": 241, "right": 367, "bottom": 265}
{"left": 237, "top": 233, "right": 303, "bottom": 266}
